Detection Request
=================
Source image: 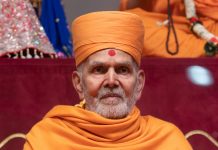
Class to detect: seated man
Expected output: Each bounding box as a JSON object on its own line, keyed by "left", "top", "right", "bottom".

{"left": 23, "top": 11, "right": 192, "bottom": 150}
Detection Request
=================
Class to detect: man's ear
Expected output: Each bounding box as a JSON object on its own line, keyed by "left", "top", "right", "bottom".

{"left": 72, "top": 71, "right": 84, "bottom": 100}
{"left": 135, "top": 69, "right": 145, "bottom": 100}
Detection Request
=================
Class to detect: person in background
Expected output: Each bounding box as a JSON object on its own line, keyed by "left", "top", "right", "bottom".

{"left": 120, "top": 0, "right": 218, "bottom": 57}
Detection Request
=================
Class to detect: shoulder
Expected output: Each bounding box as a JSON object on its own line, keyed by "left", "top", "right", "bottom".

{"left": 143, "top": 115, "right": 193, "bottom": 149}
{"left": 145, "top": 115, "right": 181, "bottom": 132}
{"left": 26, "top": 116, "right": 66, "bottom": 138}
{"left": 24, "top": 117, "right": 65, "bottom": 149}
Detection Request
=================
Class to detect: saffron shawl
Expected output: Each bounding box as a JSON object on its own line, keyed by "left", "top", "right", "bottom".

{"left": 24, "top": 105, "right": 192, "bottom": 150}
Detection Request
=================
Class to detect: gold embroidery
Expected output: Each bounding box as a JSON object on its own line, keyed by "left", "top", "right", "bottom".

{"left": 0, "top": 133, "right": 26, "bottom": 148}
{"left": 185, "top": 130, "right": 218, "bottom": 147}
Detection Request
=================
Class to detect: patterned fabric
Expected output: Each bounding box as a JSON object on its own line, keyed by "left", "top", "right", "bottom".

{"left": 40, "top": 0, "right": 72, "bottom": 57}
{"left": 0, "top": 0, "right": 56, "bottom": 58}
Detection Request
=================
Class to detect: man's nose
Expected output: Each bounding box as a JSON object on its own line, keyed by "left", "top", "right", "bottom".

{"left": 104, "top": 68, "right": 119, "bottom": 88}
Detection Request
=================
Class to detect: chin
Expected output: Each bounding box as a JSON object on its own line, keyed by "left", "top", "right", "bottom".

{"left": 95, "top": 102, "right": 131, "bottom": 119}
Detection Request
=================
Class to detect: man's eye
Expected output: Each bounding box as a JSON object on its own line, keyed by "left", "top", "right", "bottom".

{"left": 116, "top": 66, "right": 130, "bottom": 74}
{"left": 92, "top": 66, "right": 106, "bottom": 74}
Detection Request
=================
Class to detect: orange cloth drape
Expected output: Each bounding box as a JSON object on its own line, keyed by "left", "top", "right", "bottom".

{"left": 131, "top": 0, "right": 218, "bottom": 20}
{"left": 122, "top": 0, "right": 218, "bottom": 57}
{"left": 195, "top": 0, "right": 218, "bottom": 21}
{"left": 138, "top": 0, "right": 185, "bottom": 16}
{"left": 24, "top": 105, "right": 192, "bottom": 150}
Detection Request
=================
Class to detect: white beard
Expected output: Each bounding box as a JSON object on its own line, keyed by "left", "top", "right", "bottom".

{"left": 83, "top": 85, "right": 138, "bottom": 119}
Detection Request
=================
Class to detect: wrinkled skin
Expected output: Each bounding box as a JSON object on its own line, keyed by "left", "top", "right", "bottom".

{"left": 72, "top": 49, "right": 145, "bottom": 119}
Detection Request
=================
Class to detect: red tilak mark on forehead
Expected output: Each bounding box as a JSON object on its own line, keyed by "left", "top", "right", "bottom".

{"left": 108, "top": 49, "right": 116, "bottom": 56}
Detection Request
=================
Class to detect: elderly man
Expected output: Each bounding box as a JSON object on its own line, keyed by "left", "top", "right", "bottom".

{"left": 24, "top": 11, "right": 192, "bottom": 150}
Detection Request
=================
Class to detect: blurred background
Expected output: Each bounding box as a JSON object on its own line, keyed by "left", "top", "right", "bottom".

{"left": 62, "top": 0, "right": 120, "bottom": 23}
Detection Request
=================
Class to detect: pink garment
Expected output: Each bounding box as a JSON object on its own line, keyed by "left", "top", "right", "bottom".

{"left": 0, "top": 0, "right": 56, "bottom": 58}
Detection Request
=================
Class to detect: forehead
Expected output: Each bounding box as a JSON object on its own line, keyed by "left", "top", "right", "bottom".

{"left": 86, "top": 49, "right": 134, "bottom": 65}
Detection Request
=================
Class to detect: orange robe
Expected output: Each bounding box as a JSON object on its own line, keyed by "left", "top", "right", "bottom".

{"left": 122, "top": 0, "right": 218, "bottom": 57}
{"left": 24, "top": 105, "right": 192, "bottom": 150}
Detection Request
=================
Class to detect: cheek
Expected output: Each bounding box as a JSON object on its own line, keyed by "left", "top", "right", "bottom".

{"left": 83, "top": 77, "right": 102, "bottom": 97}
{"left": 121, "top": 78, "right": 137, "bottom": 96}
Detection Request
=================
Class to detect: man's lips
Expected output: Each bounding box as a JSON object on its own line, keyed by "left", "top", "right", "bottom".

{"left": 100, "top": 93, "right": 122, "bottom": 105}
{"left": 100, "top": 93, "right": 122, "bottom": 99}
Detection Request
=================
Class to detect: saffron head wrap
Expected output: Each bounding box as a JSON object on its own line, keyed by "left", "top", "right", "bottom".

{"left": 72, "top": 11, "right": 144, "bottom": 66}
